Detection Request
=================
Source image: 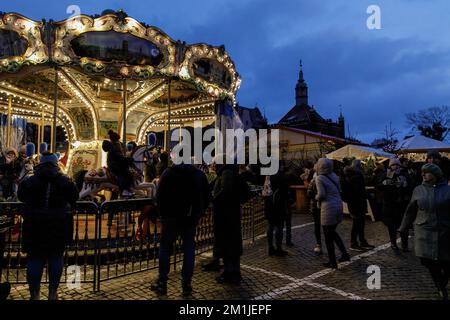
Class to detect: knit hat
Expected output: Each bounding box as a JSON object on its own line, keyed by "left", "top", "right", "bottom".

{"left": 388, "top": 158, "right": 401, "bottom": 168}
{"left": 108, "top": 130, "right": 120, "bottom": 142}
{"left": 40, "top": 152, "right": 59, "bottom": 165}
{"left": 426, "top": 150, "right": 442, "bottom": 160}
{"left": 421, "top": 163, "right": 443, "bottom": 180}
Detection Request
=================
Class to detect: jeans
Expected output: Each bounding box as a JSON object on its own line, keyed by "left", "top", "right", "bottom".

{"left": 158, "top": 218, "right": 197, "bottom": 285}
{"left": 311, "top": 207, "right": 321, "bottom": 246}
{"left": 284, "top": 209, "right": 292, "bottom": 244}
{"left": 27, "top": 254, "right": 64, "bottom": 292}
{"left": 351, "top": 214, "right": 366, "bottom": 245}
{"left": 421, "top": 258, "right": 450, "bottom": 291}
{"left": 323, "top": 224, "right": 348, "bottom": 265}
{"left": 267, "top": 221, "right": 283, "bottom": 249}
{"left": 112, "top": 170, "right": 133, "bottom": 192}
{"left": 388, "top": 223, "right": 408, "bottom": 247}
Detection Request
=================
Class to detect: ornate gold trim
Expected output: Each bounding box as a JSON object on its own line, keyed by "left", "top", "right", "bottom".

{"left": 52, "top": 13, "right": 177, "bottom": 79}
{"left": 0, "top": 13, "right": 48, "bottom": 73}
{"left": 179, "top": 44, "right": 241, "bottom": 102}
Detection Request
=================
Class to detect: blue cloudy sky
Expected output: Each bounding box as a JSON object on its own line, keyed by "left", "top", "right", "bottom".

{"left": 3, "top": 0, "right": 450, "bottom": 143}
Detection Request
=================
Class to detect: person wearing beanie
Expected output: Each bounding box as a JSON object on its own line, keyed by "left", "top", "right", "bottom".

{"left": 377, "top": 157, "right": 412, "bottom": 251}
{"left": 17, "top": 151, "right": 79, "bottom": 300}
{"left": 106, "top": 130, "right": 134, "bottom": 197}
{"left": 399, "top": 163, "right": 450, "bottom": 300}
{"left": 39, "top": 152, "right": 59, "bottom": 165}
{"left": 426, "top": 150, "right": 450, "bottom": 184}
{"left": 0, "top": 147, "right": 19, "bottom": 200}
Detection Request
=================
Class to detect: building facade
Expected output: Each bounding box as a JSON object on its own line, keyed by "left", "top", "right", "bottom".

{"left": 278, "top": 61, "right": 345, "bottom": 138}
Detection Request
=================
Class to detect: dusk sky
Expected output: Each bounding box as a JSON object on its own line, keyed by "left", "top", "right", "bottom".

{"left": 3, "top": 0, "right": 450, "bottom": 144}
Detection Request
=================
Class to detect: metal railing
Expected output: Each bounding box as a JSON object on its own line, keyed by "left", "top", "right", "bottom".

{"left": 0, "top": 194, "right": 266, "bottom": 292}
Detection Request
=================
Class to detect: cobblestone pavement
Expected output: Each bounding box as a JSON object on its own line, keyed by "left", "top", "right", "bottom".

{"left": 7, "top": 213, "right": 440, "bottom": 300}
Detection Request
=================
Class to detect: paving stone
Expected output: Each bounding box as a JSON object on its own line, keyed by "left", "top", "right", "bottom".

{"left": 7, "top": 214, "right": 441, "bottom": 300}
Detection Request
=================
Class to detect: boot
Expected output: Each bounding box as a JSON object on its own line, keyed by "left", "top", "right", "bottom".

{"left": 339, "top": 253, "right": 351, "bottom": 262}
{"left": 323, "top": 262, "right": 338, "bottom": 269}
{"left": 29, "top": 287, "right": 40, "bottom": 300}
{"left": 274, "top": 248, "right": 288, "bottom": 257}
{"left": 202, "top": 258, "right": 222, "bottom": 271}
{"left": 182, "top": 282, "right": 193, "bottom": 297}
{"left": 150, "top": 278, "right": 167, "bottom": 295}
{"left": 48, "top": 287, "right": 58, "bottom": 300}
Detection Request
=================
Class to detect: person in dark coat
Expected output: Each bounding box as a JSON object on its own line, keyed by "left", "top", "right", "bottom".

{"left": 17, "top": 152, "right": 79, "bottom": 300}
{"left": 341, "top": 160, "right": 374, "bottom": 251}
{"left": 0, "top": 147, "right": 19, "bottom": 200}
{"left": 377, "top": 158, "right": 412, "bottom": 251}
{"left": 283, "top": 166, "right": 298, "bottom": 247}
{"left": 104, "top": 130, "right": 134, "bottom": 197}
{"left": 0, "top": 227, "right": 11, "bottom": 300}
{"left": 151, "top": 163, "right": 210, "bottom": 296}
{"left": 263, "top": 171, "right": 289, "bottom": 257}
{"left": 145, "top": 151, "right": 159, "bottom": 183}
{"left": 426, "top": 150, "right": 450, "bottom": 183}
{"left": 212, "top": 160, "right": 251, "bottom": 284}
{"left": 156, "top": 151, "right": 169, "bottom": 178}
{"left": 399, "top": 164, "right": 450, "bottom": 300}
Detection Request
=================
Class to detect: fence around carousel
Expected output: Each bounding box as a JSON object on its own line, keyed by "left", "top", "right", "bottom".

{"left": 0, "top": 193, "right": 266, "bottom": 292}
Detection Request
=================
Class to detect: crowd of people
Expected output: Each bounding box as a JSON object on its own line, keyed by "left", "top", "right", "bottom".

{"left": 1, "top": 134, "right": 450, "bottom": 300}
{"left": 296, "top": 151, "right": 450, "bottom": 300}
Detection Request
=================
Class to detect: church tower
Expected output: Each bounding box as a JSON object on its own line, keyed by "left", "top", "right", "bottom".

{"left": 295, "top": 60, "right": 308, "bottom": 106}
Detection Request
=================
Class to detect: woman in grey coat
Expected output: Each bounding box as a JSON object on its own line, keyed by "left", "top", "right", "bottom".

{"left": 399, "top": 163, "right": 450, "bottom": 300}
{"left": 315, "top": 158, "right": 350, "bottom": 269}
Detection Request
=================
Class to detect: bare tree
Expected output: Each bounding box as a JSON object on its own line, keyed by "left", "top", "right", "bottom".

{"left": 371, "top": 122, "right": 399, "bottom": 153}
{"left": 406, "top": 106, "right": 450, "bottom": 141}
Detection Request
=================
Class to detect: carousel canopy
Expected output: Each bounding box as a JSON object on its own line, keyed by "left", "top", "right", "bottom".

{"left": 326, "top": 144, "right": 394, "bottom": 161}
{"left": 0, "top": 10, "right": 241, "bottom": 144}
{"left": 396, "top": 135, "right": 450, "bottom": 153}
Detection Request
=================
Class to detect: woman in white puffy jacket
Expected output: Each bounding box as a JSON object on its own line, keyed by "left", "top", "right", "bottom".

{"left": 315, "top": 158, "right": 350, "bottom": 269}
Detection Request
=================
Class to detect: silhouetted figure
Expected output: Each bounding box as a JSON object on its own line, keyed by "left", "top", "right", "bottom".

{"left": 341, "top": 160, "right": 374, "bottom": 251}
{"left": 18, "top": 152, "right": 78, "bottom": 300}
{"left": 377, "top": 158, "right": 411, "bottom": 251}
{"left": 151, "top": 163, "right": 210, "bottom": 296}
{"left": 213, "top": 159, "right": 251, "bottom": 284}
{"left": 263, "top": 172, "right": 289, "bottom": 257}
{"left": 104, "top": 130, "right": 134, "bottom": 197}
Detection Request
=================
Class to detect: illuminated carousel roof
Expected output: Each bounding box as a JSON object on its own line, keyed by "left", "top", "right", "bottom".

{"left": 0, "top": 10, "right": 241, "bottom": 143}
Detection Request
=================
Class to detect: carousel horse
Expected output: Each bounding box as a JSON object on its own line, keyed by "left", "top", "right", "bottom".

{"left": 78, "top": 145, "right": 157, "bottom": 200}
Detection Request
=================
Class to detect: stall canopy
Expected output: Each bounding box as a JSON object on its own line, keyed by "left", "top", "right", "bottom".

{"left": 396, "top": 135, "right": 450, "bottom": 153}
{"left": 326, "top": 144, "right": 394, "bottom": 161}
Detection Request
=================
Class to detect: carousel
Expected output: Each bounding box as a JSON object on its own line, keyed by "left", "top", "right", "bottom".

{"left": 0, "top": 10, "right": 241, "bottom": 181}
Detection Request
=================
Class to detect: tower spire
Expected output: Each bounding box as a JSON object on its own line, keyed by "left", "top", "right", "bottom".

{"left": 295, "top": 59, "right": 308, "bottom": 106}
{"left": 299, "top": 59, "right": 304, "bottom": 81}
